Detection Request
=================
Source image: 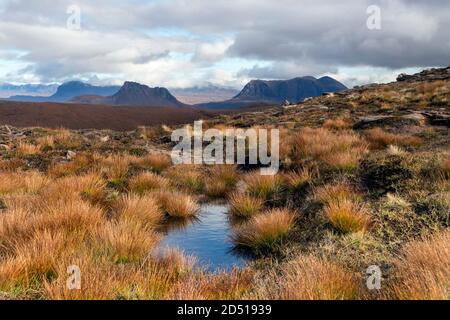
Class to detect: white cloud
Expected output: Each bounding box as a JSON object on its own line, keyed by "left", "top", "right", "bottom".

{"left": 0, "top": 0, "right": 449, "bottom": 87}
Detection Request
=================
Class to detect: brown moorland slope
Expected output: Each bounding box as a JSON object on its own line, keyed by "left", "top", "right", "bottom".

{"left": 0, "top": 101, "right": 228, "bottom": 131}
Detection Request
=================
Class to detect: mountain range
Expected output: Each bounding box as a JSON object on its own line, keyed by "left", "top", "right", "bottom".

{"left": 3, "top": 76, "right": 347, "bottom": 109}
{"left": 8, "top": 81, "right": 120, "bottom": 103}
{"left": 0, "top": 83, "right": 58, "bottom": 98}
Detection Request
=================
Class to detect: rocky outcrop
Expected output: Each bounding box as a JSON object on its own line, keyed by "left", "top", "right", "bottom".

{"left": 397, "top": 66, "right": 450, "bottom": 82}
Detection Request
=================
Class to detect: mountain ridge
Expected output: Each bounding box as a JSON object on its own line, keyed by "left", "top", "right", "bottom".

{"left": 8, "top": 81, "right": 120, "bottom": 103}
{"left": 197, "top": 76, "right": 347, "bottom": 109}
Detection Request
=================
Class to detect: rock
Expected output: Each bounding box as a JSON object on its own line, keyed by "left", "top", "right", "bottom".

{"left": 397, "top": 66, "right": 450, "bottom": 82}
{"left": 420, "top": 112, "right": 450, "bottom": 127}
{"left": 66, "top": 151, "right": 77, "bottom": 160}
{"left": 100, "top": 136, "right": 110, "bottom": 142}
{"left": 353, "top": 114, "right": 425, "bottom": 130}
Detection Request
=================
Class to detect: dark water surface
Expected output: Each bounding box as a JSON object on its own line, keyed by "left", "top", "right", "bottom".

{"left": 157, "top": 203, "right": 250, "bottom": 272}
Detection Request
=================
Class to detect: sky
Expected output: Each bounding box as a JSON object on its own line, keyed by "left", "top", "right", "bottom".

{"left": 0, "top": 0, "right": 449, "bottom": 89}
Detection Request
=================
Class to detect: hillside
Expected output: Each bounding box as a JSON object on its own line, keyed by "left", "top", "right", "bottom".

{"left": 0, "top": 101, "right": 219, "bottom": 130}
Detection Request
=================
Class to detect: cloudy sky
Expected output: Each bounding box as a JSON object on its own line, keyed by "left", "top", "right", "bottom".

{"left": 0, "top": 0, "right": 449, "bottom": 88}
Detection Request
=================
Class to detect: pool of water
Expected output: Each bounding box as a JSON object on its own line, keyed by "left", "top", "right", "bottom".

{"left": 156, "top": 203, "right": 249, "bottom": 272}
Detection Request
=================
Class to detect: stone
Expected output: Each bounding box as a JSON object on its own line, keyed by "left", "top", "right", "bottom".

{"left": 66, "top": 150, "right": 77, "bottom": 160}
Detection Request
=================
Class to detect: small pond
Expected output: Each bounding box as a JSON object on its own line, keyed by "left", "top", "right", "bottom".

{"left": 156, "top": 203, "right": 250, "bottom": 272}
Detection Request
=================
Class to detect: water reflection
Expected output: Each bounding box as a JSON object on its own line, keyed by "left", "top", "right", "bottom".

{"left": 156, "top": 203, "right": 251, "bottom": 272}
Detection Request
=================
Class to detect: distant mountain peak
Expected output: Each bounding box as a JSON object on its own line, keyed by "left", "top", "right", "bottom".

{"left": 69, "top": 81, "right": 185, "bottom": 108}
{"left": 198, "top": 75, "right": 347, "bottom": 109}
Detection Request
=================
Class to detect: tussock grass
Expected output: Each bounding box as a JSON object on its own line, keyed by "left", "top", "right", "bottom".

{"left": 165, "top": 165, "right": 205, "bottom": 193}
{"left": 440, "top": 158, "right": 450, "bottom": 179}
{"left": 364, "top": 128, "right": 423, "bottom": 149}
{"left": 323, "top": 118, "right": 352, "bottom": 130}
{"left": 205, "top": 165, "right": 238, "bottom": 198}
{"left": 323, "top": 199, "right": 371, "bottom": 234}
{"left": 128, "top": 172, "right": 171, "bottom": 194}
{"left": 116, "top": 193, "right": 163, "bottom": 227}
{"left": 255, "top": 255, "right": 361, "bottom": 300}
{"left": 101, "top": 155, "right": 131, "bottom": 182}
{"left": 387, "top": 231, "right": 450, "bottom": 300}
{"left": 289, "top": 128, "right": 368, "bottom": 171}
{"left": 232, "top": 209, "right": 296, "bottom": 249}
{"left": 0, "top": 171, "right": 49, "bottom": 195}
{"left": 244, "top": 172, "right": 284, "bottom": 201}
{"left": 284, "top": 167, "right": 315, "bottom": 191}
{"left": 314, "top": 183, "right": 360, "bottom": 205}
{"left": 93, "top": 220, "right": 161, "bottom": 264}
{"left": 0, "top": 230, "right": 67, "bottom": 291}
{"left": 48, "top": 153, "right": 102, "bottom": 177}
{"left": 16, "top": 142, "right": 40, "bottom": 156}
{"left": 0, "top": 159, "right": 23, "bottom": 172}
{"left": 36, "top": 135, "right": 55, "bottom": 150}
{"left": 315, "top": 183, "right": 370, "bottom": 234}
{"left": 153, "top": 191, "right": 200, "bottom": 218}
{"left": 135, "top": 153, "right": 172, "bottom": 174}
{"left": 168, "top": 269, "right": 254, "bottom": 300}
{"left": 43, "top": 172, "right": 106, "bottom": 203}
{"left": 229, "top": 192, "right": 264, "bottom": 218}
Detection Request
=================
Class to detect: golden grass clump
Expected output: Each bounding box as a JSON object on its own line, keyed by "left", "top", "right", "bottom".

{"left": 364, "top": 128, "right": 423, "bottom": 149}
{"left": 101, "top": 155, "right": 131, "bottom": 182}
{"left": 168, "top": 269, "right": 254, "bottom": 300}
{"left": 53, "top": 128, "right": 82, "bottom": 149}
{"left": 0, "top": 171, "right": 49, "bottom": 195}
{"left": 134, "top": 153, "right": 172, "bottom": 173}
{"left": 440, "top": 158, "right": 450, "bottom": 179}
{"left": 43, "top": 253, "right": 188, "bottom": 300}
{"left": 128, "top": 172, "right": 171, "bottom": 194}
{"left": 0, "top": 158, "right": 23, "bottom": 172}
{"left": 244, "top": 172, "right": 284, "bottom": 201}
{"left": 165, "top": 165, "right": 204, "bottom": 193}
{"left": 323, "top": 199, "right": 371, "bottom": 234}
{"left": 229, "top": 192, "right": 264, "bottom": 218}
{"left": 232, "top": 208, "right": 296, "bottom": 249}
{"left": 289, "top": 128, "right": 368, "bottom": 171}
{"left": 116, "top": 193, "right": 163, "bottom": 227}
{"left": 314, "top": 182, "right": 359, "bottom": 205}
{"left": 205, "top": 165, "right": 239, "bottom": 198}
{"left": 43, "top": 172, "right": 106, "bottom": 203}
{"left": 0, "top": 230, "right": 67, "bottom": 291}
{"left": 93, "top": 220, "right": 161, "bottom": 264}
{"left": 16, "top": 141, "right": 41, "bottom": 156}
{"left": 0, "top": 199, "right": 101, "bottom": 254}
{"left": 262, "top": 255, "right": 361, "bottom": 300}
{"left": 323, "top": 118, "right": 352, "bottom": 130}
{"left": 153, "top": 191, "right": 200, "bottom": 218}
{"left": 387, "top": 231, "right": 450, "bottom": 300}
{"left": 284, "top": 167, "right": 315, "bottom": 191}
{"left": 48, "top": 153, "right": 102, "bottom": 177}
{"left": 315, "top": 183, "right": 370, "bottom": 234}
{"left": 36, "top": 135, "right": 55, "bottom": 150}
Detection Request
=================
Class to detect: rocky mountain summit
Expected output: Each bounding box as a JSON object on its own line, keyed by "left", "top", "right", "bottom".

{"left": 70, "top": 82, "right": 185, "bottom": 108}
